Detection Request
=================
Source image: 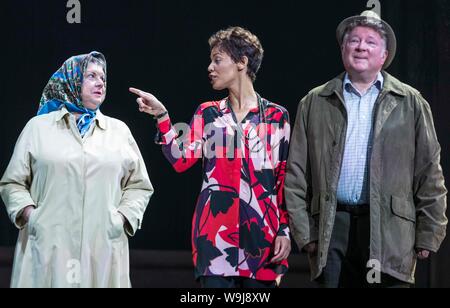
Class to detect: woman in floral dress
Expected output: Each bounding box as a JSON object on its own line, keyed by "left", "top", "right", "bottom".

{"left": 130, "top": 27, "right": 291, "bottom": 288}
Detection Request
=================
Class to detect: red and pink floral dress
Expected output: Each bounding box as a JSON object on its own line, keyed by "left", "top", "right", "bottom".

{"left": 156, "top": 95, "right": 290, "bottom": 281}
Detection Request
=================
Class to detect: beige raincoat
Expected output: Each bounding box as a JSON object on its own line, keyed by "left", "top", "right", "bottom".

{"left": 0, "top": 108, "right": 153, "bottom": 288}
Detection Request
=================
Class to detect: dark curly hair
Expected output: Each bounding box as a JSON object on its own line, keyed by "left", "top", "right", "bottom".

{"left": 208, "top": 26, "right": 264, "bottom": 82}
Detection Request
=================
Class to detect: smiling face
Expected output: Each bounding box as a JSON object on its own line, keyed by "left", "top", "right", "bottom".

{"left": 81, "top": 62, "right": 106, "bottom": 110}
{"left": 341, "top": 26, "right": 388, "bottom": 78}
{"left": 207, "top": 46, "right": 242, "bottom": 91}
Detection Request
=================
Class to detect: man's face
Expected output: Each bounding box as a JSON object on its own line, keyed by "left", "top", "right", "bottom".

{"left": 341, "top": 26, "right": 388, "bottom": 77}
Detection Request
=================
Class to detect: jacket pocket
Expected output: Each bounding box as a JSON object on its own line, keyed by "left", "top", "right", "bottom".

{"left": 387, "top": 195, "right": 416, "bottom": 273}
{"left": 391, "top": 196, "right": 416, "bottom": 223}
{"left": 108, "top": 210, "right": 125, "bottom": 241}
{"left": 27, "top": 206, "right": 42, "bottom": 238}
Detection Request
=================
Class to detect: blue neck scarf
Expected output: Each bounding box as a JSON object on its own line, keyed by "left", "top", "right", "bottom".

{"left": 38, "top": 51, "right": 107, "bottom": 137}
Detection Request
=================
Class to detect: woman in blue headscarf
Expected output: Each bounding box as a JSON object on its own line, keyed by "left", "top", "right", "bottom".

{"left": 38, "top": 51, "right": 105, "bottom": 136}
{"left": 0, "top": 52, "right": 154, "bottom": 288}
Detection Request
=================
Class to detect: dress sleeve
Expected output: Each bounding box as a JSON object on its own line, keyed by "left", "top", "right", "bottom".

{"left": 155, "top": 105, "right": 204, "bottom": 173}
{"left": 274, "top": 110, "right": 291, "bottom": 238}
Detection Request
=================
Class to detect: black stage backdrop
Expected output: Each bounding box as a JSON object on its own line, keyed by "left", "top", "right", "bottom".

{"left": 0, "top": 0, "right": 448, "bottom": 287}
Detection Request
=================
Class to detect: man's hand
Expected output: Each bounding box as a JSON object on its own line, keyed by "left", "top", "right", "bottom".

{"left": 416, "top": 249, "right": 430, "bottom": 260}
{"left": 303, "top": 241, "right": 318, "bottom": 256}
{"left": 271, "top": 236, "right": 291, "bottom": 263}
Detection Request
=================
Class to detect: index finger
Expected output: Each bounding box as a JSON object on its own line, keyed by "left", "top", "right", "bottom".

{"left": 270, "top": 252, "right": 282, "bottom": 263}
{"left": 129, "top": 87, "right": 145, "bottom": 96}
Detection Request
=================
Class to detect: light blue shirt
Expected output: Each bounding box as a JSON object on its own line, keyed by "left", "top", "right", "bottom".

{"left": 337, "top": 73, "right": 384, "bottom": 205}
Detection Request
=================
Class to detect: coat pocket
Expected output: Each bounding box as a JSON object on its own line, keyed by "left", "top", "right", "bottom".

{"left": 387, "top": 195, "right": 416, "bottom": 272}
{"left": 108, "top": 210, "right": 125, "bottom": 241}
{"left": 391, "top": 196, "right": 416, "bottom": 223}
{"left": 27, "top": 206, "right": 42, "bottom": 238}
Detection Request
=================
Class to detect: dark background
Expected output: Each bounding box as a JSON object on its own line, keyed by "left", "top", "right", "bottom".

{"left": 0, "top": 0, "right": 448, "bottom": 287}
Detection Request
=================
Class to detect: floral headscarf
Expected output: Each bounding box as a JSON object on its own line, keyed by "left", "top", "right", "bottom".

{"left": 38, "top": 51, "right": 107, "bottom": 137}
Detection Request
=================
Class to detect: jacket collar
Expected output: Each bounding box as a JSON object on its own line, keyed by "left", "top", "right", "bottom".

{"left": 95, "top": 110, "right": 107, "bottom": 130}
{"left": 54, "top": 107, "right": 107, "bottom": 130}
{"left": 319, "top": 71, "right": 407, "bottom": 97}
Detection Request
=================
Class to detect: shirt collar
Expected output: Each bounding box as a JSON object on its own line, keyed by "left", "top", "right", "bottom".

{"left": 219, "top": 98, "right": 230, "bottom": 113}
{"left": 343, "top": 72, "right": 384, "bottom": 95}
{"left": 220, "top": 95, "right": 264, "bottom": 115}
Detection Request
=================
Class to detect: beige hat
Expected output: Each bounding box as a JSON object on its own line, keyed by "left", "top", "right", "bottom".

{"left": 336, "top": 10, "right": 397, "bottom": 69}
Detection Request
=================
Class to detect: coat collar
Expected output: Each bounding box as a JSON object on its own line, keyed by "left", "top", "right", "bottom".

{"left": 54, "top": 107, "right": 107, "bottom": 130}
{"left": 319, "top": 71, "right": 407, "bottom": 98}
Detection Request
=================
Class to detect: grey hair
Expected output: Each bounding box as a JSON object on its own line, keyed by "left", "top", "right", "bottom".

{"left": 85, "top": 55, "right": 106, "bottom": 72}
{"left": 87, "top": 57, "right": 106, "bottom": 72}
{"left": 342, "top": 19, "right": 388, "bottom": 51}
{"left": 81, "top": 52, "right": 107, "bottom": 82}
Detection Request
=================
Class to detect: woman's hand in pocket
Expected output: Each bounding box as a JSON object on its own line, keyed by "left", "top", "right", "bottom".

{"left": 22, "top": 205, "right": 35, "bottom": 223}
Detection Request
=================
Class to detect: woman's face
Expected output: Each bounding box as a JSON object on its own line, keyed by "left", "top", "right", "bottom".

{"left": 81, "top": 62, "right": 106, "bottom": 110}
{"left": 208, "top": 47, "right": 240, "bottom": 91}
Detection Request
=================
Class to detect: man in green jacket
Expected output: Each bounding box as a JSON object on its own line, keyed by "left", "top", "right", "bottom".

{"left": 285, "top": 10, "right": 447, "bottom": 287}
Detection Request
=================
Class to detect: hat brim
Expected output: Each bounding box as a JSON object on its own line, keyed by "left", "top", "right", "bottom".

{"left": 336, "top": 15, "right": 396, "bottom": 69}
